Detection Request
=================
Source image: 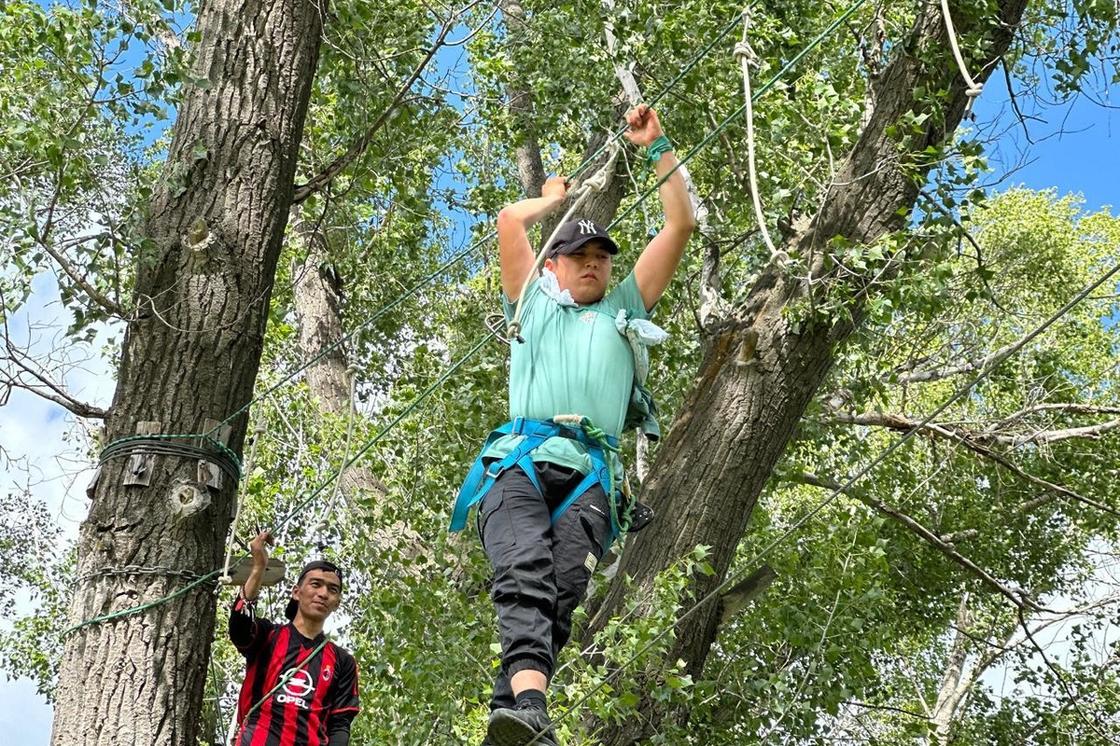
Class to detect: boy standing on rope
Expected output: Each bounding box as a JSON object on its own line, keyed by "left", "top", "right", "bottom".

{"left": 229, "top": 530, "right": 360, "bottom": 746}
{"left": 451, "top": 104, "right": 695, "bottom": 746}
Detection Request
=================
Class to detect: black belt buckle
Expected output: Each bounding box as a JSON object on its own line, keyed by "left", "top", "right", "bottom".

{"left": 628, "top": 501, "right": 654, "bottom": 533}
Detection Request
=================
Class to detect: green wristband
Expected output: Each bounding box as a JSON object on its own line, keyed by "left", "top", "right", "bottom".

{"left": 646, "top": 134, "right": 674, "bottom": 166}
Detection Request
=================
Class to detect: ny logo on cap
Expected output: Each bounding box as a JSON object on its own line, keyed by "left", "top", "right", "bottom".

{"left": 578, "top": 219, "right": 596, "bottom": 235}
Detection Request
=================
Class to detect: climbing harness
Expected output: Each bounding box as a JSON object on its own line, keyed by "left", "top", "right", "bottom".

{"left": 451, "top": 416, "right": 632, "bottom": 541}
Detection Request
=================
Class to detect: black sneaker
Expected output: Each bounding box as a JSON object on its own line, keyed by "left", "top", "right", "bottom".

{"left": 486, "top": 705, "right": 559, "bottom": 746}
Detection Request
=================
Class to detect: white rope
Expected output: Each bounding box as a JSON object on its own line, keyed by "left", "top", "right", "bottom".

{"left": 506, "top": 140, "right": 622, "bottom": 342}
{"left": 220, "top": 418, "right": 266, "bottom": 582}
{"left": 940, "top": 0, "right": 983, "bottom": 111}
{"left": 736, "top": 9, "right": 789, "bottom": 267}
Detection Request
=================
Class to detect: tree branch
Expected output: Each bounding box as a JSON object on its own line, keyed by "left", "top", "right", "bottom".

{"left": 0, "top": 288, "right": 107, "bottom": 419}
{"left": 895, "top": 329, "right": 1029, "bottom": 384}
{"left": 1016, "top": 605, "right": 1115, "bottom": 744}
{"left": 38, "top": 236, "right": 126, "bottom": 317}
{"left": 0, "top": 347, "right": 107, "bottom": 419}
{"left": 1, "top": 374, "right": 107, "bottom": 419}
{"left": 500, "top": 0, "right": 546, "bottom": 197}
{"left": 290, "top": 8, "right": 466, "bottom": 204}
{"left": 827, "top": 411, "right": 1120, "bottom": 519}
{"left": 718, "top": 564, "right": 776, "bottom": 627}
{"left": 788, "top": 470, "right": 1041, "bottom": 611}
{"left": 991, "top": 418, "right": 1120, "bottom": 446}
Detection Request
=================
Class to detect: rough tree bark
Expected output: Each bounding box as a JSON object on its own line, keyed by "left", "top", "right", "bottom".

{"left": 584, "top": 2, "right": 1030, "bottom": 741}
{"left": 52, "top": 1, "right": 325, "bottom": 743}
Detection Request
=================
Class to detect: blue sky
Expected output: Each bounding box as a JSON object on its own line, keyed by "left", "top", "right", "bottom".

{"left": 978, "top": 82, "right": 1119, "bottom": 212}
{"left": 2, "top": 10, "right": 1118, "bottom": 745}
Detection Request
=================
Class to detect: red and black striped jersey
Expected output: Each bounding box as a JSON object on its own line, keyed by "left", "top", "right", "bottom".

{"left": 230, "top": 596, "right": 360, "bottom": 746}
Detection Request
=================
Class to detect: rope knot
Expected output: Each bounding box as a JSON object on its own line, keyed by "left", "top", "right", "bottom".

{"left": 733, "top": 40, "right": 756, "bottom": 65}
{"left": 575, "top": 140, "right": 621, "bottom": 195}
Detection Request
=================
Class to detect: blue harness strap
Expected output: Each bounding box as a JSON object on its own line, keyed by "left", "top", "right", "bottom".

{"left": 449, "top": 418, "right": 621, "bottom": 538}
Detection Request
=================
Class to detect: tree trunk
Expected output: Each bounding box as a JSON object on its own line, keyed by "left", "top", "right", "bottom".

{"left": 589, "top": 1, "right": 1028, "bottom": 741}
{"left": 929, "top": 592, "right": 974, "bottom": 744}
{"left": 292, "top": 207, "right": 355, "bottom": 416}
{"left": 52, "top": 0, "right": 324, "bottom": 742}
{"left": 289, "top": 208, "right": 430, "bottom": 559}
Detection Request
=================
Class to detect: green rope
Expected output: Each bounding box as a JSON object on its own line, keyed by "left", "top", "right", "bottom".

{"left": 271, "top": 334, "right": 493, "bottom": 532}
{"left": 61, "top": 569, "right": 223, "bottom": 637}
{"left": 66, "top": 337, "right": 493, "bottom": 636}
{"left": 99, "top": 433, "right": 243, "bottom": 480}
{"left": 217, "top": 247, "right": 491, "bottom": 432}
{"left": 576, "top": 417, "right": 632, "bottom": 536}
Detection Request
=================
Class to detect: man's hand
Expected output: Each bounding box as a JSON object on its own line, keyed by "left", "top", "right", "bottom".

{"left": 241, "top": 530, "right": 273, "bottom": 604}
{"left": 496, "top": 176, "right": 570, "bottom": 301}
{"left": 541, "top": 175, "right": 568, "bottom": 202}
{"left": 249, "top": 530, "right": 273, "bottom": 569}
{"left": 623, "top": 104, "right": 664, "bottom": 148}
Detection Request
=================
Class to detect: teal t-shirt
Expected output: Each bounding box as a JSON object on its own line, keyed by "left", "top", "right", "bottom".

{"left": 481, "top": 271, "right": 649, "bottom": 475}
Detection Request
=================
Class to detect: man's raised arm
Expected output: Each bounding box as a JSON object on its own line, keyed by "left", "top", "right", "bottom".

{"left": 229, "top": 530, "right": 273, "bottom": 654}
{"left": 629, "top": 105, "right": 696, "bottom": 311}
{"left": 496, "top": 177, "right": 569, "bottom": 301}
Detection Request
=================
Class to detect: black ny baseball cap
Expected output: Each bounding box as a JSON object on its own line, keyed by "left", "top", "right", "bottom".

{"left": 546, "top": 218, "right": 620, "bottom": 258}
{"left": 284, "top": 560, "right": 344, "bottom": 620}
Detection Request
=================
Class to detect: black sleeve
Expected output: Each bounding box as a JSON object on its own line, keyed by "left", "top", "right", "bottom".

{"left": 228, "top": 593, "right": 275, "bottom": 658}
{"left": 327, "top": 713, "right": 356, "bottom": 746}
{"left": 326, "top": 652, "right": 360, "bottom": 744}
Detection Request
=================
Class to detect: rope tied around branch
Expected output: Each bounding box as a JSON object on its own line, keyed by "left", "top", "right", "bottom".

{"left": 99, "top": 433, "right": 243, "bottom": 482}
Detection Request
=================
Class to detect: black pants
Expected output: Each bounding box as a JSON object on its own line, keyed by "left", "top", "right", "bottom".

{"left": 478, "top": 460, "right": 613, "bottom": 711}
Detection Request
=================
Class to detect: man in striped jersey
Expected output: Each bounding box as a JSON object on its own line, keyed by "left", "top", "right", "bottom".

{"left": 229, "top": 531, "right": 361, "bottom": 746}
